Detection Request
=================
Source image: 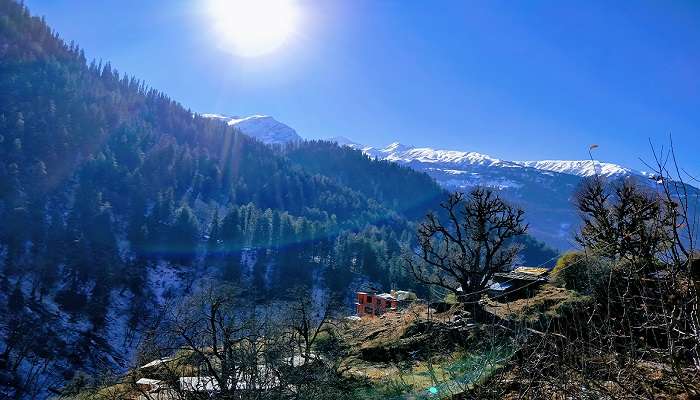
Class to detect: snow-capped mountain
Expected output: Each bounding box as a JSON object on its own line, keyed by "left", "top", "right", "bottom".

{"left": 203, "top": 114, "right": 302, "bottom": 144}
{"left": 201, "top": 115, "right": 690, "bottom": 250}
{"left": 516, "top": 160, "right": 634, "bottom": 178}
{"left": 353, "top": 141, "right": 633, "bottom": 178}
{"left": 365, "top": 143, "right": 513, "bottom": 167}
{"left": 329, "top": 140, "right": 657, "bottom": 250}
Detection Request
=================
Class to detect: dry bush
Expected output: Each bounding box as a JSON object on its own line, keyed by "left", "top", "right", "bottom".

{"left": 465, "top": 143, "right": 700, "bottom": 399}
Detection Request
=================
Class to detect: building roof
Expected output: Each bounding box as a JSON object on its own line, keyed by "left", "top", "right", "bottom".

{"left": 136, "top": 377, "right": 163, "bottom": 386}
{"left": 139, "top": 357, "right": 174, "bottom": 369}
{"left": 488, "top": 281, "right": 513, "bottom": 292}
{"left": 491, "top": 266, "right": 550, "bottom": 282}
{"left": 512, "top": 266, "right": 550, "bottom": 276}
{"left": 393, "top": 290, "right": 416, "bottom": 301}
{"left": 493, "top": 272, "right": 544, "bottom": 282}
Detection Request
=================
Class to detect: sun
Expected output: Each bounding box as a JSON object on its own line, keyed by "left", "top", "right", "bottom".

{"left": 206, "top": 0, "right": 300, "bottom": 58}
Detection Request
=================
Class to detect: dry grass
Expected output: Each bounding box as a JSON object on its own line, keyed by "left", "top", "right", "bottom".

{"left": 341, "top": 303, "right": 449, "bottom": 351}
{"left": 482, "top": 284, "right": 580, "bottom": 322}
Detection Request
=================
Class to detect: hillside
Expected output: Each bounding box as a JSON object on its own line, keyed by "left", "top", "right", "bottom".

{"left": 7, "top": 1, "right": 696, "bottom": 399}
{"left": 283, "top": 140, "right": 446, "bottom": 221}
{"left": 0, "top": 1, "right": 557, "bottom": 397}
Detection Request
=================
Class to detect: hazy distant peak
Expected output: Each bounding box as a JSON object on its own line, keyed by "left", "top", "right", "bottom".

{"left": 383, "top": 142, "right": 414, "bottom": 152}
{"left": 358, "top": 142, "right": 507, "bottom": 167}
{"left": 203, "top": 113, "right": 302, "bottom": 145}
{"left": 516, "top": 159, "right": 633, "bottom": 178}
{"left": 327, "top": 136, "right": 365, "bottom": 148}
{"left": 207, "top": 113, "right": 635, "bottom": 179}
{"left": 332, "top": 136, "right": 635, "bottom": 178}
{"left": 200, "top": 113, "right": 229, "bottom": 120}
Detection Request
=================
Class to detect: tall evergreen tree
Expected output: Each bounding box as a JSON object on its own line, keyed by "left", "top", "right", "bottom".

{"left": 169, "top": 205, "right": 199, "bottom": 266}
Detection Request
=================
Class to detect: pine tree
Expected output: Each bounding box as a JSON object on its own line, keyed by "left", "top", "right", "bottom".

{"left": 169, "top": 205, "right": 199, "bottom": 266}
{"left": 8, "top": 283, "right": 25, "bottom": 312}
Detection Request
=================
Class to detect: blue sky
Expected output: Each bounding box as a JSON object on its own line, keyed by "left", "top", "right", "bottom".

{"left": 26, "top": 0, "right": 700, "bottom": 177}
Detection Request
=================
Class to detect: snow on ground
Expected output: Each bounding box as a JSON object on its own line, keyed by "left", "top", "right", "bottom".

{"left": 148, "top": 261, "right": 183, "bottom": 305}
{"left": 311, "top": 265, "right": 329, "bottom": 313}
{"left": 240, "top": 248, "right": 257, "bottom": 284}
{"left": 440, "top": 177, "right": 523, "bottom": 190}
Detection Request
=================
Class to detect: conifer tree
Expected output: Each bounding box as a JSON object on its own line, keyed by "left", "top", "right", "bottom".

{"left": 170, "top": 205, "right": 199, "bottom": 266}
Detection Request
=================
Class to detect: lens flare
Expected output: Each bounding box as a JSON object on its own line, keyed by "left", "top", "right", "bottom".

{"left": 206, "top": 0, "right": 300, "bottom": 58}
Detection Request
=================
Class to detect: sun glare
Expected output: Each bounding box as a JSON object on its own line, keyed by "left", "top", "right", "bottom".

{"left": 207, "top": 0, "right": 300, "bottom": 58}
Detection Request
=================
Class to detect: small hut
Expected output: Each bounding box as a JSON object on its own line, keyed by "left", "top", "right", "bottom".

{"left": 489, "top": 267, "right": 549, "bottom": 299}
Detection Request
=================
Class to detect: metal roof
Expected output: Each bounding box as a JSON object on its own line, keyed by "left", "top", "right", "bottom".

{"left": 139, "top": 357, "right": 174, "bottom": 369}
{"left": 489, "top": 281, "right": 513, "bottom": 292}
{"left": 493, "top": 272, "right": 543, "bottom": 281}
{"left": 512, "top": 266, "right": 550, "bottom": 276}
{"left": 136, "top": 378, "right": 163, "bottom": 386}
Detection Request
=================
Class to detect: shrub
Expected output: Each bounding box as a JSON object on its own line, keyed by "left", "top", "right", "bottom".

{"left": 551, "top": 252, "right": 586, "bottom": 291}
{"left": 550, "top": 251, "right": 610, "bottom": 295}
{"left": 444, "top": 292, "right": 458, "bottom": 304}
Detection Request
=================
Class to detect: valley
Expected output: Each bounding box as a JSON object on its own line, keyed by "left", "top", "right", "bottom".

{"left": 1, "top": 0, "right": 699, "bottom": 398}
{"left": 203, "top": 114, "right": 696, "bottom": 250}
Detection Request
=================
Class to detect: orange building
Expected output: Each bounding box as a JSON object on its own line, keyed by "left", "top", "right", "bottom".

{"left": 356, "top": 292, "right": 398, "bottom": 317}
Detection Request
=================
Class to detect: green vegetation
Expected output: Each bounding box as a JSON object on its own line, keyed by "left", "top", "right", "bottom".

{"left": 0, "top": 2, "right": 559, "bottom": 396}
{"left": 14, "top": 1, "right": 698, "bottom": 399}
{"left": 468, "top": 177, "right": 700, "bottom": 399}
{"left": 350, "top": 337, "right": 518, "bottom": 400}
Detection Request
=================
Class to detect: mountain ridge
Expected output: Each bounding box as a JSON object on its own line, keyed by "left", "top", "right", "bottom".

{"left": 205, "top": 113, "right": 640, "bottom": 180}
{"left": 203, "top": 114, "right": 666, "bottom": 249}
{"left": 334, "top": 140, "right": 639, "bottom": 179}
{"left": 206, "top": 114, "right": 698, "bottom": 249}
{"left": 202, "top": 113, "right": 302, "bottom": 144}
{"left": 202, "top": 113, "right": 642, "bottom": 180}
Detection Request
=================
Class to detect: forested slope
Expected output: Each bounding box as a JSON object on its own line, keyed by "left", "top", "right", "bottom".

{"left": 0, "top": 1, "right": 556, "bottom": 396}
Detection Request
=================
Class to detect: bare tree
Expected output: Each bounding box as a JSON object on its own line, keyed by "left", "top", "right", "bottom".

{"left": 407, "top": 188, "right": 527, "bottom": 304}
{"left": 576, "top": 176, "right": 674, "bottom": 268}
{"left": 642, "top": 138, "right": 699, "bottom": 374}
{"left": 642, "top": 136, "right": 698, "bottom": 269}
{"left": 279, "top": 287, "right": 357, "bottom": 400}
{"left": 122, "top": 283, "right": 286, "bottom": 399}
{"left": 285, "top": 287, "right": 335, "bottom": 367}
{"left": 112, "top": 284, "right": 354, "bottom": 400}
{"left": 468, "top": 141, "right": 700, "bottom": 399}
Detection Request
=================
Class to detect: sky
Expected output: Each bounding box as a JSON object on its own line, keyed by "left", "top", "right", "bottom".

{"left": 26, "top": 0, "right": 700, "bottom": 178}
